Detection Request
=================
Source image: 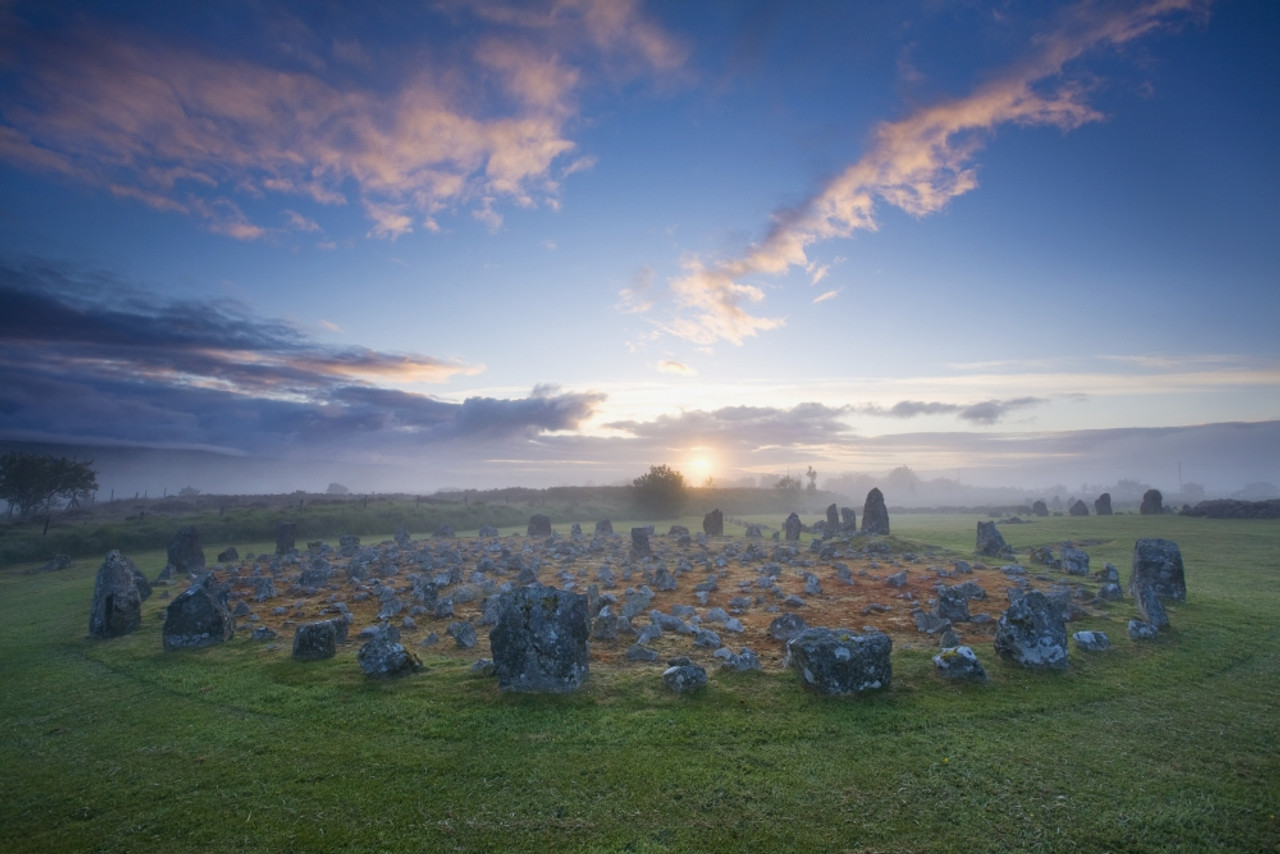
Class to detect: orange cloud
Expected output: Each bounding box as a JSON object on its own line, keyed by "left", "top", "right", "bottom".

{"left": 661, "top": 0, "right": 1206, "bottom": 346}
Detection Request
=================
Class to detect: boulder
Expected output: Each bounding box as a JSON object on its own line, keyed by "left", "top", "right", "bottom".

{"left": 88, "top": 550, "right": 143, "bottom": 638}
{"left": 275, "top": 522, "right": 296, "bottom": 555}
{"left": 1129, "top": 538, "right": 1186, "bottom": 602}
{"left": 662, "top": 657, "right": 708, "bottom": 693}
{"left": 292, "top": 621, "right": 338, "bottom": 660}
{"left": 861, "top": 488, "right": 890, "bottom": 535}
{"left": 934, "top": 586, "right": 971, "bottom": 622}
{"left": 163, "top": 574, "right": 235, "bottom": 651}
{"left": 1140, "top": 489, "right": 1164, "bottom": 515}
{"left": 1072, "top": 630, "right": 1111, "bottom": 652}
{"left": 702, "top": 509, "right": 724, "bottom": 537}
{"left": 478, "top": 525, "right": 500, "bottom": 538}
{"left": 993, "top": 590, "right": 1068, "bottom": 670}
{"left": 1128, "top": 620, "right": 1159, "bottom": 640}
{"left": 769, "top": 612, "right": 808, "bottom": 641}
{"left": 932, "top": 646, "right": 988, "bottom": 682}
{"left": 783, "top": 512, "right": 802, "bottom": 541}
{"left": 630, "top": 527, "right": 651, "bottom": 558}
{"left": 338, "top": 534, "right": 360, "bottom": 556}
{"left": 975, "top": 521, "right": 1010, "bottom": 557}
{"left": 1068, "top": 500, "right": 1089, "bottom": 517}
{"left": 357, "top": 624, "right": 423, "bottom": 678}
{"left": 527, "top": 514, "right": 553, "bottom": 537}
{"left": 489, "top": 585, "right": 589, "bottom": 693}
{"left": 785, "top": 628, "right": 892, "bottom": 695}
{"left": 1094, "top": 493, "right": 1113, "bottom": 516}
{"left": 166, "top": 525, "right": 205, "bottom": 575}
{"left": 434, "top": 523, "right": 455, "bottom": 539}
{"left": 216, "top": 546, "right": 239, "bottom": 564}
{"left": 1059, "top": 546, "right": 1090, "bottom": 576}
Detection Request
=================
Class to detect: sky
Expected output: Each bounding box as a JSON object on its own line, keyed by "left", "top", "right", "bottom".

{"left": 1, "top": 0, "right": 1278, "bottom": 497}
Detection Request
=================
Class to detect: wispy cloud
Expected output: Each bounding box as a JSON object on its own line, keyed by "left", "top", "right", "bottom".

{"left": 657, "top": 0, "right": 1207, "bottom": 345}
{"left": 657, "top": 360, "right": 695, "bottom": 376}
{"left": 0, "top": 261, "right": 605, "bottom": 454}
{"left": 0, "top": 1, "right": 685, "bottom": 240}
{"left": 861, "top": 397, "right": 1048, "bottom": 425}
{"left": 812, "top": 288, "right": 841, "bottom": 304}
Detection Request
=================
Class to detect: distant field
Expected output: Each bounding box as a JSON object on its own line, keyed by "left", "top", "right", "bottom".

{"left": 1, "top": 513, "right": 1277, "bottom": 852}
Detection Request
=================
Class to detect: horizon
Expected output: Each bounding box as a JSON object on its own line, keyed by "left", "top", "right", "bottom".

{"left": 2, "top": 1, "right": 1278, "bottom": 495}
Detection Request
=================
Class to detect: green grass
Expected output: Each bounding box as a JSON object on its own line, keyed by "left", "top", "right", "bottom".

{"left": 1, "top": 514, "right": 1277, "bottom": 851}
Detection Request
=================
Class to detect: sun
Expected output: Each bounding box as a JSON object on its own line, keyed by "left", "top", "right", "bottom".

{"left": 684, "top": 448, "right": 718, "bottom": 483}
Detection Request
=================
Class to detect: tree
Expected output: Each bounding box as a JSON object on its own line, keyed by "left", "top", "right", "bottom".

{"left": 326, "top": 482, "right": 351, "bottom": 495}
{"left": 775, "top": 474, "right": 801, "bottom": 492}
{"left": 631, "top": 464, "right": 687, "bottom": 518}
{"left": 805, "top": 466, "right": 818, "bottom": 492}
{"left": 0, "top": 452, "right": 98, "bottom": 534}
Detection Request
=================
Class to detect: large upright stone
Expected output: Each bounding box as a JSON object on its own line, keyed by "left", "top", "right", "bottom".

{"left": 861, "top": 488, "right": 890, "bottom": 535}
{"left": 825, "top": 503, "right": 840, "bottom": 532}
{"left": 166, "top": 526, "right": 205, "bottom": 575}
{"left": 783, "top": 512, "right": 802, "bottom": 541}
{"left": 1068, "top": 499, "right": 1090, "bottom": 517}
{"left": 594, "top": 519, "right": 613, "bottom": 535}
{"left": 993, "top": 590, "right": 1068, "bottom": 670}
{"left": 630, "top": 527, "right": 651, "bottom": 557}
{"left": 88, "top": 550, "right": 143, "bottom": 638}
{"left": 1031, "top": 500, "right": 1050, "bottom": 517}
{"left": 785, "top": 628, "right": 892, "bottom": 695}
{"left": 1095, "top": 493, "right": 1113, "bottom": 516}
{"left": 1129, "top": 538, "right": 1186, "bottom": 602}
{"left": 527, "top": 514, "right": 553, "bottom": 536}
{"left": 163, "top": 574, "right": 235, "bottom": 651}
{"left": 702, "top": 509, "right": 724, "bottom": 537}
{"left": 275, "top": 522, "right": 297, "bottom": 555}
{"left": 840, "top": 507, "right": 857, "bottom": 531}
{"left": 1140, "top": 489, "right": 1164, "bottom": 515}
{"left": 1059, "top": 546, "right": 1091, "bottom": 576}
{"left": 489, "top": 585, "right": 589, "bottom": 693}
{"left": 974, "top": 521, "right": 1009, "bottom": 557}
{"left": 292, "top": 620, "right": 338, "bottom": 661}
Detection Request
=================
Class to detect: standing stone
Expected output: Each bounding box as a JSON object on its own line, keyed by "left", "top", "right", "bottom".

{"left": 1068, "top": 499, "right": 1090, "bottom": 517}
{"left": 1129, "top": 538, "right": 1186, "bottom": 602}
{"left": 993, "top": 590, "right": 1069, "bottom": 670}
{"left": 292, "top": 621, "right": 338, "bottom": 660}
{"left": 527, "top": 514, "right": 553, "bottom": 536}
{"left": 783, "top": 512, "right": 802, "bottom": 541}
{"left": 975, "top": 521, "right": 1010, "bottom": 557}
{"left": 489, "top": 585, "right": 589, "bottom": 693}
{"left": 338, "top": 534, "right": 360, "bottom": 556}
{"left": 1140, "top": 489, "right": 1164, "bottom": 515}
{"left": 934, "top": 586, "right": 971, "bottom": 622}
{"left": 594, "top": 519, "right": 613, "bottom": 535}
{"left": 357, "top": 624, "right": 423, "bottom": 678}
{"left": 840, "top": 507, "right": 857, "bottom": 531}
{"left": 1095, "top": 493, "right": 1113, "bottom": 516}
{"left": 217, "top": 546, "right": 239, "bottom": 564}
{"left": 1031, "top": 500, "right": 1050, "bottom": 517}
{"left": 88, "top": 550, "right": 143, "bottom": 638}
{"left": 825, "top": 504, "right": 840, "bottom": 532}
{"left": 702, "top": 509, "right": 724, "bottom": 537}
{"left": 163, "top": 574, "right": 235, "bottom": 651}
{"left": 166, "top": 526, "right": 205, "bottom": 575}
{"left": 275, "top": 522, "right": 297, "bottom": 555}
{"left": 662, "top": 657, "right": 708, "bottom": 693}
{"left": 630, "top": 527, "right": 651, "bottom": 557}
{"left": 1133, "top": 583, "right": 1169, "bottom": 629}
{"left": 861, "top": 488, "right": 890, "bottom": 535}
{"left": 785, "top": 628, "right": 892, "bottom": 695}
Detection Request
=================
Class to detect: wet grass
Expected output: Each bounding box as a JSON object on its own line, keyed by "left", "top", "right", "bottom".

{"left": 0, "top": 514, "right": 1277, "bottom": 851}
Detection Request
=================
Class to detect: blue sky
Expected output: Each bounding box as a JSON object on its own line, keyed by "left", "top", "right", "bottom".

{"left": 1, "top": 0, "right": 1277, "bottom": 495}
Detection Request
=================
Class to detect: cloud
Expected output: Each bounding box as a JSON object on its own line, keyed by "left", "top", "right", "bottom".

{"left": 657, "top": 360, "right": 695, "bottom": 376}
{"left": 861, "top": 397, "right": 1048, "bottom": 424}
{"left": 0, "top": 1, "right": 685, "bottom": 239}
{"left": 606, "top": 402, "right": 855, "bottom": 450}
{"left": 0, "top": 261, "right": 608, "bottom": 455}
{"left": 812, "top": 288, "right": 841, "bottom": 304}
{"left": 658, "top": 0, "right": 1206, "bottom": 345}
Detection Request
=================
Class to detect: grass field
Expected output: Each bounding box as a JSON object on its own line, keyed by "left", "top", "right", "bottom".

{"left": 1, "top": 513, "right": 1277, "bottom": 852}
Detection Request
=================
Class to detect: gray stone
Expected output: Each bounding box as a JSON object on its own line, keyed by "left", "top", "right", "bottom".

{"left": 768, "top": 612, "right": 808, "bottom": 641}
{"left": 693, "top": 628, "right": 722, "bottom": 649}
{"left": 434, "top": 523, "right": 456, "bottom": 539}
{"left": 840, "top": 507, "right": 857, "bottom": 531}
{"left": 1072, "top": 630, "right": 1111, "bottom": 652}
{"left": 783, "top": 513, "right": 802, "bottom": 541}
{"left": 630, "top": 527, "right": 651, "bottom": 557}
{"left": 88, "top": 550, "right": 143, "bottom": 638}
{"left": 786, "top": 628, "right": 892, "bottom": 695}
{"left": 662, "top": 661, "right": 707, "bottom": 693}
{"left": 993, "top": 590, "right": 1068, "bottom": 670}
{"left": 275, "top": 522, "right": 296, "bottom": 555}
{"left": 934, "top": 586, "right": 971, "bottom": 622}
{"left": 166, "top": 525, "right": 205, "bottom": 575}
{"left": 703, "top": 509, "right": 724, "bottom": 537}
{"left": 1031, "top": 500, "right": 1049, "bottom": 517}
{"left": 357, "top": 624, "right": 423, "bottom": 678}
{"left": 217, "top": 546, "right": 239, "bottom": 564}
{"left": 470, "top": 658, "right": 496, "bottom": 676}
{"left": 478, "top": 525, "right": 500, "bottom": 537}
{"left": 1128, "top": 620, "right": 1159, "bottom": 640}
{"left": 292, "top": 621, "right": 337, "bottom": 660}
{"left": 975, "top": 522, "right": 1010, "bottom": 557}
{"left": 338, "top": 533, "right": 360, "bottom": 557}
{"left": 1068, "top": 499, "right": 1089, "bottom": 517}
{"left": 163, "top": 574, "right": 235, "bottom": 651}
{"left": 1060, "top": 546, "right": 1090, "bottom": 576}
{"left": 914, "top": 610, "right": 952, "bottom": 634}
{"left": 1133, "top": 583, "right": 1169, "bottom": 629}
{"left": 1140, "top": 489, "right": 1164, "bottom": 515}
{"left": 1095, "top": 493, "right": 1113, "bottom": 516}
{"left": 527, "top": 514, "right": 553, "bottom": 537}
{"left": 886, "top": 570, "right": 908, "bottom": 588}
{"left": 489, "top": 585, "right": 589, "bottom": 693}
{"left": 1096, "top": 563, "right": 1120, "bottom": 583}
{"left": 625, "top": 644, "right": 659, "bottom": 662}
{"left": 861, "top": 488, "right": 890, "bottom": 535}
{"left": 1096, "top": 582, "right": 1124, "bottom": 601}
{"left": 447, "top": 621, "right": 478, "bottom": 649}
{"left": 932, "top": 645, "right": 988, "bottom": 682}
{"left": 1129, "top": 538, "right": 1186, "bottom": 602}
{"left": 594, "top": 519, "right": 613, "bottom": 535}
